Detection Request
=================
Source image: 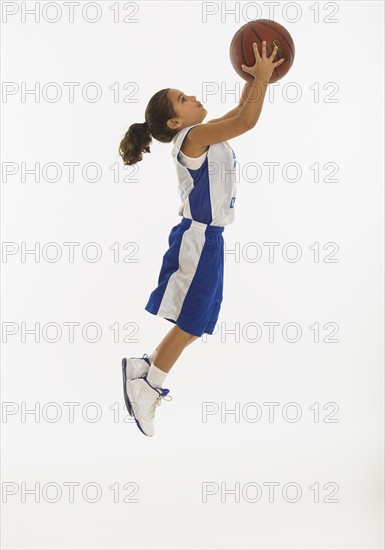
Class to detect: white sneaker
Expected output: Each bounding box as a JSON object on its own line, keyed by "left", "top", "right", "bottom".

{"left": 125, "top": 353, "right": 151, "bottom": 380}
{"left": 129, "top": 374, "right": 172, "bottom": 437}
{"left": 121, "top": 354, "right": 151, "bottom": 416}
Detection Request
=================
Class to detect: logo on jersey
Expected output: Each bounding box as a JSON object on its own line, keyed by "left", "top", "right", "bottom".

{"left": 231, "top": 148, "right": 237, "bottom": 169}
{"left": 229, "top": 196, "right": 236, "bottom": 208}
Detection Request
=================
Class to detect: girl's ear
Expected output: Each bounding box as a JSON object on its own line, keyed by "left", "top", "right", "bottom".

{"left": 167, "top": 119, "right": 180, "bottom": 131}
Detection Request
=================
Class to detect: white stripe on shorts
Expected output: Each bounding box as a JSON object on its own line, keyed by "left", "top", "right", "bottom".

{"left": 157, "top": 222, "right": 207, "bottom": 322}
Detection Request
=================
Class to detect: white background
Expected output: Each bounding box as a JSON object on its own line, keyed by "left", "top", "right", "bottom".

{"left": 1, "top": 1, "right": 384, "bottom": 549}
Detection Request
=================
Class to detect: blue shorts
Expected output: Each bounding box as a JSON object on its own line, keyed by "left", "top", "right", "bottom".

{"left": 144, "top": 217, "right": 225, "bottom": 337}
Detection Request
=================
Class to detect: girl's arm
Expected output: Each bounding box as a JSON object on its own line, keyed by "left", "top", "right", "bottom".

{"left": 206, "top": 81, "right": 254, "bottom": 124}
{"left": 186, "top": 43, "right": 284, "bottom": 147}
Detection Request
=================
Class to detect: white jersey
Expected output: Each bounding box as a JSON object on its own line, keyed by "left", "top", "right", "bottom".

{"left": 171, "top": 123, "right": 237, "bottom": 226}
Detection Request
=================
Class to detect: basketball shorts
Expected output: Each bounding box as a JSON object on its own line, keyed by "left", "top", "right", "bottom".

{"left": 144, "top": 217, "right": 225, "bottom": 337}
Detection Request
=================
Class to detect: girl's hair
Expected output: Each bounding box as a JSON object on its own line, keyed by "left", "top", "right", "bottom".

{"left": 119, "top": 88, "right": 178, "bottom": 166}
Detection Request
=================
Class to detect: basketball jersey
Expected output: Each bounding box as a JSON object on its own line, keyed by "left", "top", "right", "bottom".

{"left": 171, "top": 123, "right": 237, "bottom": 226}
{"left": 178, "top": 149, "right": 207, "bottom": 170}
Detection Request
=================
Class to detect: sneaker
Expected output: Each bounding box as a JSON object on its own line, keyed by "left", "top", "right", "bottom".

{"left": 125, "top": 353, "right": 151, "bottom": 380}
{"left": 129, "top": 374, "right": 172, "bottom": 437}
{"left": 121, "top": 354, "right": 151, "bottom": 416}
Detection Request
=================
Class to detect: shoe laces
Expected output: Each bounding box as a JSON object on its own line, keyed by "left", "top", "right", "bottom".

{"left": 150, "top": 391, "right": 172, "bottom": 419}
{"left": 142, "top": 375, "right": 173, "bottom": 419}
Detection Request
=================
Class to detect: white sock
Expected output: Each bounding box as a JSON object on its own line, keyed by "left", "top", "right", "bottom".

{"left": 147, "top": 362, "right": 168, "bottom": 389}
{"left": 148, "top": 349, "right": 157, "bottom": 364}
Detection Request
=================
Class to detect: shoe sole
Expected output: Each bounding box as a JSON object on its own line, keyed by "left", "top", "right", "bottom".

{"left": 134, "top": 417, "right": 149, "bottom": 436}
{"left": 121, "top": 358, "right": 133, "bottom": 417}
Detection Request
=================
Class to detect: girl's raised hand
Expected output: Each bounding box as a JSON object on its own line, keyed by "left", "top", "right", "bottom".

{"left": 241, "top": 41, "right": 285, "bottom": 82}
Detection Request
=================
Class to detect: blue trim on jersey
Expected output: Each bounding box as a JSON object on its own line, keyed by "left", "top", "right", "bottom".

{"left": 180, "top": 155, "right": 213, "bottom": 225}
{"left": 172, "top": 123, "right": 237, "bottom": 226}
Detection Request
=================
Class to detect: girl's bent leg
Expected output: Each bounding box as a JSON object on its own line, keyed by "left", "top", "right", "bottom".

{"left": 152, "top": 325, "right": 198, "bottom": 373}
{"left": 152, "top": 334, "right": 198, "bottom": 357}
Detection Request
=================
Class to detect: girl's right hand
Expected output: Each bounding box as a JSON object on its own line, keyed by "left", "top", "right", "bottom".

{"left": 241, "top": 41, "right": 285, "bottom": 82}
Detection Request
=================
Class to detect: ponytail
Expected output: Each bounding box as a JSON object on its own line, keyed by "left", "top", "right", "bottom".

{"left": 118, "top": 88, "right": 178, "bottom": 166}
{"left": 119, "top": 121, "right": 152, "bottom": 166}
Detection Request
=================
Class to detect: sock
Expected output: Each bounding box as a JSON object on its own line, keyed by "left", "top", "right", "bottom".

{"left": 148, "top": 349, "right": 157, "bottom": 364}
{"left": 147, "top": 362, "right": 168, "bottom": 389}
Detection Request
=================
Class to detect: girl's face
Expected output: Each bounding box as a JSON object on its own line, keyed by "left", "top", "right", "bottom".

{"left": 167, "top": 88, "right": 207, "bottom": 131}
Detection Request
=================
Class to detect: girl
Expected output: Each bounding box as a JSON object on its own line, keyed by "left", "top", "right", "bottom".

{"left": 119, "top": 42, "right": 284, "bottom": 437}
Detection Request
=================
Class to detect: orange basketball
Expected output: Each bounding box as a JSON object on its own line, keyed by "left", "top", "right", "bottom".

{"left": 230, "top": 19, "right": 295, "bottom": 83}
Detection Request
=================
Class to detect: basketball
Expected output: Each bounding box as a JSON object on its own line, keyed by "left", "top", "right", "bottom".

{"left": 229, "top": 19, "right": 295, "bottom": 83}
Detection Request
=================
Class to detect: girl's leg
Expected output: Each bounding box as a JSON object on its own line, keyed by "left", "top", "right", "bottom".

{"left": 129, "top": 326, "right": 198, "bottom": 437}
{"left": 184, "top": 335, "right": 199, "bottom": 347}
{"left": 151, "top": 325, "right": 198, "bottom": 373}
{"left": 151, "top": 333, "right": 198, "bottom": 363}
